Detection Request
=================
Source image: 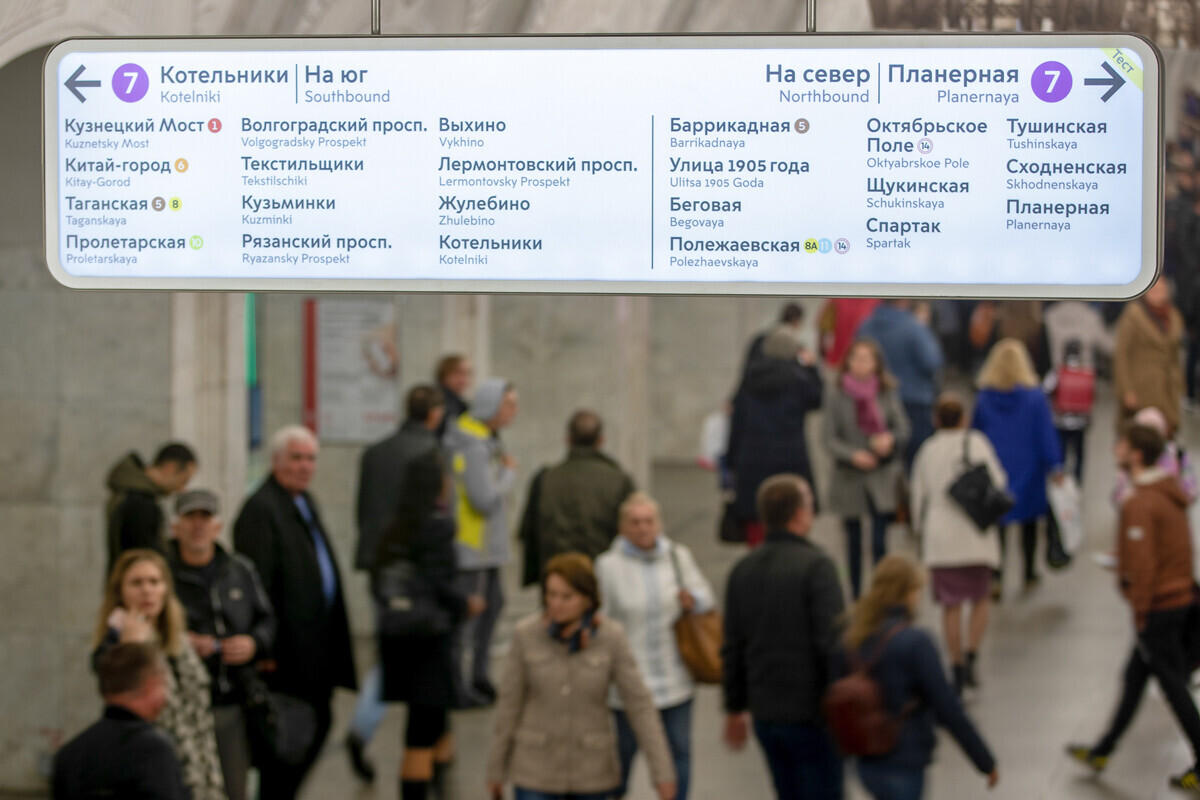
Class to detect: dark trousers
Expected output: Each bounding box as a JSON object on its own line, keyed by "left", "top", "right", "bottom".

{"left": 903, "top": 401, "right": 934, "bottom": 472}
{"left": 845, "top": 512, "right": 890, "bottom": 599}
{"left": 998, "top": 517, "right": 1059, "bottom": 582}
{"left": 857, "top": 761, "right": 925, "bottom": 800}
{"left": 452, "top": 567, "right": 504, "bottom": 704}
{"left": 514, "top": 790, "right": 612, "bottom": 800}
{"left": 1058, "top": 428, "right": 1086, "bottom": 484}
{"left": 614, "top": 700, "right": 692, "bottom": 800}
{"left": 258, "top": 689, "right": 332, "bottom": 800}
{"left": 753, "top": 721, "right": 843, "bottom": 800}
{"left": 1094, "top": 606, "right": 1200, "bottom": 763}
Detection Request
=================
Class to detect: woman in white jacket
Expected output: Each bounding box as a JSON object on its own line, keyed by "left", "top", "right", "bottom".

{"left": 911, "top": 393, "right": 1008, "bottom": 696}
{"left": 595, "top": 492, "right": 715, "bottom": 800}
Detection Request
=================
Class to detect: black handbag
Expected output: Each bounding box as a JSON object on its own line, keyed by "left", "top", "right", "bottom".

{"left": 241, "top": 674, "right": 318, "bottom": 767}
{"left": 948, "top": 432, "right": 1014, "bottom": 532}
{"left": 375, "top": 558, "right": 453, "bottom": 637}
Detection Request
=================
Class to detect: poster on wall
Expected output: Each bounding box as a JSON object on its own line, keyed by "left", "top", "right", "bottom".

{"left": 302, "top": 297, "right": 399, "bottom": 442}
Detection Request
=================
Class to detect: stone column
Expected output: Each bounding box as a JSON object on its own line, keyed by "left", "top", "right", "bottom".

{"left": 171, "top": 292, "right": 248, "bottom": 527}
{"left": 441, "top": 294, "right": 492, "bottom": 379}
{"left": 614, "top": 296, "right": 651, "bottom": 490}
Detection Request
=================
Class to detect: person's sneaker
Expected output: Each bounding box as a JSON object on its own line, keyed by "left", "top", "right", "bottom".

{"left": 1066, "top": 744, "right": 1108, "bottom": 773}
{"left": 1171, "top": 767, "right": 1200, "bottom": 793}
{"left": 346, "top": 732, "right": 376, "bottom": 783}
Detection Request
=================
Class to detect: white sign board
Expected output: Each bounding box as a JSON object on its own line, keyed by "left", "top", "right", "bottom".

{"left": 43, "top": 35, "right": 1161, "bottom": 298}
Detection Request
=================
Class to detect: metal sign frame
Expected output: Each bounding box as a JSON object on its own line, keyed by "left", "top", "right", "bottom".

{"left": 43, "top": 33, "right": 1163, "bottom": 298}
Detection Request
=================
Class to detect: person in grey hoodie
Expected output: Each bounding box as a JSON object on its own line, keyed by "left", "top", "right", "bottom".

{"left": 443, "top": 378, "right": 519, "bottom": 707}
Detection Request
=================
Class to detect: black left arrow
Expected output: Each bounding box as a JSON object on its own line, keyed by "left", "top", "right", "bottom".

{"left": 65, "top": 65, "right": 101, "bottom": 102}
{"left": 1084, "top": 62, "right": 1126, "bottom": 103}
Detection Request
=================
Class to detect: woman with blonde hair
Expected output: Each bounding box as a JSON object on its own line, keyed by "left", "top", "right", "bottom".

{"left": 823, "top": 338, "right": 911, "bottom": 598}
{"left": 487, "top": 553, "right": 676, "bottom": 800}
{"left": 835, "top": 555, "right": 998, "bottom": 799}
{"left": 93, "top": 549, "right": 226, "bottom": 800}
{"left": 972, "top": 339, "right": 1064, "bottom": 596}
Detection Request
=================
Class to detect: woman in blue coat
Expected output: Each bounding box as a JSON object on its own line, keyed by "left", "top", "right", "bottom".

{"left": 972, "top": 339, "right": 1064, "bottom": 596}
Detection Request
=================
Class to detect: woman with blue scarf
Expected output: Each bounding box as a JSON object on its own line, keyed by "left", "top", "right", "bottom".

{"left": 596, "top": 492, "right": 716, "bottom": 800}
{"left": 486, "top": 553, "right": 677, "bottom": 800}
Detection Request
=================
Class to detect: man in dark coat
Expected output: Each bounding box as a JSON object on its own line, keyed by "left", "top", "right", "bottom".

{"left": 345, "top": 384, "right": 445, "bottom": 780}
{"left": 54, "top": 642, "right": 186, "bottom": 800}
{"left": 727, "top": 329, "right": 823, "bottom": 545}
{"left": 168, "top": 488, "right": 275, "bottom": 800}
{"left": 104, "top": 442, "right": 197, "bottom": 575}
{"left": 435, "top": 354, "right": 473, "bottom": 439}
{"left": 234, "top": 425, "right": 357, "bottom": 800}
{"left": 722, "top": 474, "right": 846, "bottom": 800}
{"left": 517, "top": 410, "right": 636, "bottom": 586}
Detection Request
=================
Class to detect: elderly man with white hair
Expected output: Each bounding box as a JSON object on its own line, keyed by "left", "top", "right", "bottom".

{"left": 233, "top": 425, "right": 357, "bottom": 800}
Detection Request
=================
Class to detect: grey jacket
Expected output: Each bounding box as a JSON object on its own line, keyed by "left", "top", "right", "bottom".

{"left": 443, "top": 415, "right": 516, "bottom": 570}
{"left": 822, "top": 382, "right": 911, "bottom": 517}
{"left": 487, "top": 614, "right": 675, "bottom": 794}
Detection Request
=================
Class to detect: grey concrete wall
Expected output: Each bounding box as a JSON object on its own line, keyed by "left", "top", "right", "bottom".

{"left": 0, "top": 47, "right": 175, "bottom": 790}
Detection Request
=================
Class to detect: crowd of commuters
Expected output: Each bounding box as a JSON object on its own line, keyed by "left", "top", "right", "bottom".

{"left": 55, "top": 223, "right": 1200, "bottom": 800}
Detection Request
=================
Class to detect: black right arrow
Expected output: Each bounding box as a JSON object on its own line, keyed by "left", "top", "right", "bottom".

{"left": 64, "top": 65, "right": 101, "bottom": 103}
{"left": 1084, "top": 62, "right": 1126, "bottom": 102}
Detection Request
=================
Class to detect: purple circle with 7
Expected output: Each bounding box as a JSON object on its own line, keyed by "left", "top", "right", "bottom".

{"left": 112, "top": 63, "right": 149, "bottom": 102}
{"left": 1031, "top": 61, "right": 1072, "bottom": 103}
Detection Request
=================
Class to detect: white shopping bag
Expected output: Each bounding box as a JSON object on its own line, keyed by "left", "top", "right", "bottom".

{"left": 697, "top": 410, "right": 730, "bottom": 470}
{"left": 1048, "top": 476, "right": 1084, "bottom": 555}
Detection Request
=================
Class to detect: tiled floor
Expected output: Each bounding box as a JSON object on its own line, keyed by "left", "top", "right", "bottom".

{"left": 296, "top": 388, "right": 1200, "bottom": 800}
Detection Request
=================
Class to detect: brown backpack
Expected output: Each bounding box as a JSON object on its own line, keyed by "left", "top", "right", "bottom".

{"left": 823, "top": 624, "right": 911, "bottom": 757}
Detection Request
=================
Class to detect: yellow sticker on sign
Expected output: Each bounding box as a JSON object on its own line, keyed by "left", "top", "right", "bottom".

{"left": 1102, "top": 48, "right": 1143, "bottom": 91}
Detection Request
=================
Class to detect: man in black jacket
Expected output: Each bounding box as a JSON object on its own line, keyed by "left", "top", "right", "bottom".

{"left": 234, "top": 425, "right": 357, "bottom": 800}
{"left": 54, "top": 642, "right": 186, "bottom": 800}
{"left": 722, "top": 474, "right": 846, "bottom": 800}
{"left": 104, "top": 442, "right": 197, "bottom": 574}
{"left": 168, "top": 488, "right": 275, "bottom": 800}
{"left": 345, "top": 384, "right": 445, "bottom": 780}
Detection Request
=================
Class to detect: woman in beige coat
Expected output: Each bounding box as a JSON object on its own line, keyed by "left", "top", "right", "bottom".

{"left": 1114, "top": 278, "right": 1185, "bottom": 435}
{"left": 487, "top": 553, "right": 676, "bottom": 800}
{"left": 911, "top": 393, "right": 1007, "bottom": 695}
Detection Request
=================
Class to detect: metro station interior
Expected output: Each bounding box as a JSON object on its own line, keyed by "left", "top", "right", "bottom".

{"left": 7, "top": 1, "right": 1200, "bottom": 798}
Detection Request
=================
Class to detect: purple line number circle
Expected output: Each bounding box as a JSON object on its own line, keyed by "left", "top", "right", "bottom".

{"left": 1032, "top": 61, "right": 1072, "bottom": 103}
{"left": 112, "top": 63, "right": 149, "bottom": 103}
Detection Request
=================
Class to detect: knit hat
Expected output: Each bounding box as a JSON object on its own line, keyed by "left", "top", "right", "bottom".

{"left": 472, "top": 378, "right": 510, "bottom": 422}
{"left": 1133, "top": 406, "right": 1169, "bottom": 436}
{"left": 762, "top": 326, "right": 801, "bottom": 360}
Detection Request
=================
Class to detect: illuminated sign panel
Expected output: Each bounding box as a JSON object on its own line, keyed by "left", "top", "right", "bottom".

{"left": 43, "top": 35, "right": 1161, "bottom": 297}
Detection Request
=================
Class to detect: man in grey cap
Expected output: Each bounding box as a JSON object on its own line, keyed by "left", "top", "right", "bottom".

{"left": 168, "top": 489, "right": 276, "bottom": 800}
{"left": 443, "top": 377, "right": 519, "bottom": 707}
